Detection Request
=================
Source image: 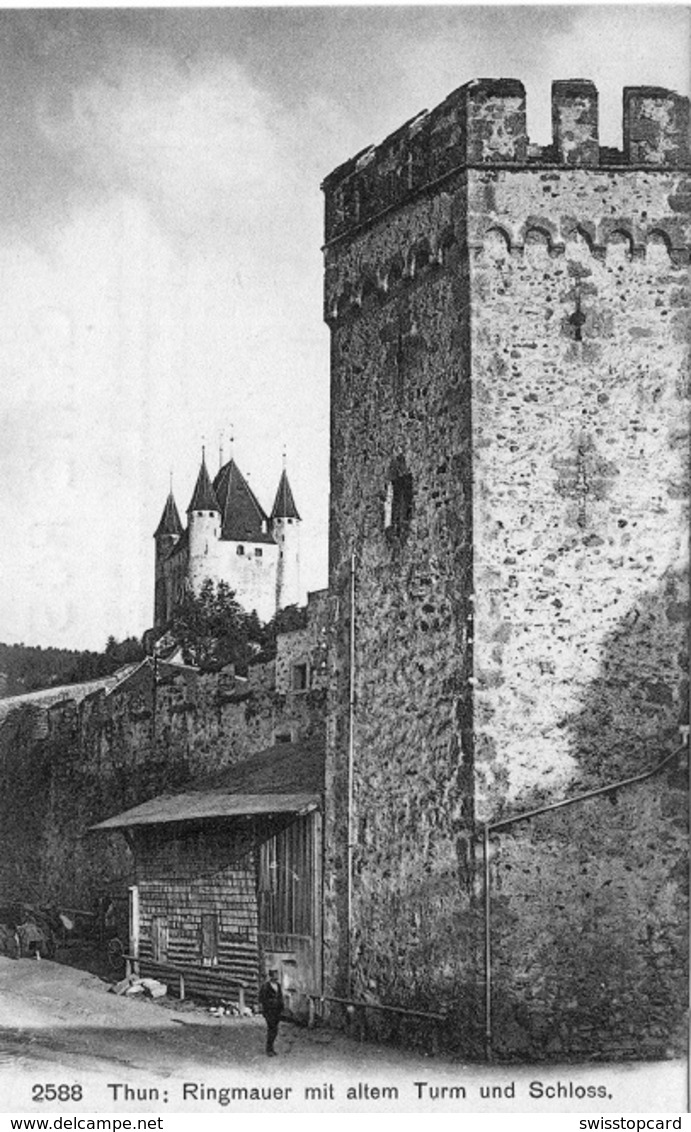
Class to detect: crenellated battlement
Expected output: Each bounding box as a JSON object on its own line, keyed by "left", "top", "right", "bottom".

{"left": 322, "top": 79, "right": 690, "bottom": 244}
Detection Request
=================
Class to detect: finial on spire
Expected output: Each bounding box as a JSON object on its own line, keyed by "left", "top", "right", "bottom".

{"left": 229, "top": 426, "right": 235, "bottom": 459}
{"left": 282, "top": 444, "right": 287, "bottom": 470}
{"left": 169, "top": 469, "right": 173, "bottom": 494}
{"left": 219, "top": 431, "right": 224, "bottom": 471}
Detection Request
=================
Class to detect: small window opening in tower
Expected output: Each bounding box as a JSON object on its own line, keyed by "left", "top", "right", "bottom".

{"left": 384, "top": 471, "right": 414, "bottom": 540}
{"left": 255, "top": 547, "right": 263, "bottom": 558}
{"left": 384, "top": 481, "right": 394, "bottom": 528}
{"left": 237, "top": 545, "right": 245, "bottom": 556}
{"left": 569, "top": 288, "right": 586, "bottom": 342}
{"left": 292, "top": 662, "right": 309, "bottom": 692}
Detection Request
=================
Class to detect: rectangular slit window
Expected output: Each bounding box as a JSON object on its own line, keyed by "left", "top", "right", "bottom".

{"left": 384, "top": 471, "right": 413, "bottom": 540}
{"left": 201, "top": 912, "right": 219, "bottom": 967}
{"left": 292, "top": 663, "right": 309, "bottom": 692}
{"left": 151, "top": 916, "right": 168, "bottom": 963}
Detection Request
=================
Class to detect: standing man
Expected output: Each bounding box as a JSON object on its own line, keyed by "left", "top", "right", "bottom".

{"left": 259, "top": 968, "right": 284, "bottom": 1056}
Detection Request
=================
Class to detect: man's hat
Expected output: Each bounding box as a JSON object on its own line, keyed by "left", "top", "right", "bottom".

{"left": 268, "top": 968, "right": 279, "bottom": 977}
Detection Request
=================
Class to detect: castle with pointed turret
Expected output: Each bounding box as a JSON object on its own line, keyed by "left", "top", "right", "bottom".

{"left": 153, "top": 453, "right": 301, "bottom": 626}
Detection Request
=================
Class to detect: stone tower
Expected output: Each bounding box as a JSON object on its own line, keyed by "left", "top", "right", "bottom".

{"left": 153, "top": 491, "right": 183, "bottom": 628}
{"left": 271, "top": 465, "right": 302, "bottom": 609}
{"left": 322, "top": 80, "right": 689, "bottom": 1057}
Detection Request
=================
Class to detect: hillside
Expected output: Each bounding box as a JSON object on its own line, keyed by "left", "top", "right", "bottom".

{"left": 0, "top": 637, "right": 145, "bottom": 698}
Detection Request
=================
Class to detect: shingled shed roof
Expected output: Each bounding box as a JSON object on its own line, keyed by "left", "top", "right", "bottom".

{"left": 154, "top": 492, "right": 184, "bottom": 538}
{"left": 270, "top": 469, "right": 301, "bottom": 521}
{"left": 212, "top": 457, "right": 275, "bottom": 544}
{"left": 91, "top": 738, "right": 324, "bottom": 830}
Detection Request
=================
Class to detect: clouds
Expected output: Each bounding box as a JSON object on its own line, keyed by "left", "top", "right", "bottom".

{"left": 378, "top": 6, "right": 690, "bottom": 148}
{"left": 0, "top": 8, "right": 686, "bottom": 649}
{"left": 0, "top": 15, "right": 329, "bottom": 648}
{"left": 0, "top": 12, "right": 302, "bottom": 247}
{"left": 535, "top": 6, "right": 690, "bottom": 143}
{"left": 36, "top": 50, "right": 289, "bottom": 242}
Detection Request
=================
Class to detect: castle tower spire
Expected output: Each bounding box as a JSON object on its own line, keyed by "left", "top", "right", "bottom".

{"left": 153, "top": 488, "right": 184, "bottom": 628}
{"left": 271, "top": 466, "right": 301, "bottom": 523}
{"left": 187, "top": 449, "right": 221, "bottom": 593}
{"left": 271, "top": 461, "right": 302, "bottom": 609}
{"left": 154, "top": 490, "right": 183, "bottom": 541}
{"left": 187, "top": 449, "right": 220, "bottom": 514}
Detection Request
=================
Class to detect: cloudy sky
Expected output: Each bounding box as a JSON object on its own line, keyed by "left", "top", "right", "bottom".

{"left": 0, "top": 5, "right": 688, "bottom": 650}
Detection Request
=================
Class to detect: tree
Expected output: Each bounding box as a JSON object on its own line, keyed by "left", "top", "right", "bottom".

{"left": 259, "top": 604, "right": 308, "bottom": 659}
{"left": 0, "top": 634, "right": 147, "bottom": 696}
{"left": 168, "top": 580, "right": 257, "bottom": 671}
{"left": 104, "top": 636, "right": 146, "bottom": 666}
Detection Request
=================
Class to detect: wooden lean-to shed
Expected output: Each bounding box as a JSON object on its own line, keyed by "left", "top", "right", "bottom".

{"left": 92, "top": 739, "right": 324, "bottom": 1017}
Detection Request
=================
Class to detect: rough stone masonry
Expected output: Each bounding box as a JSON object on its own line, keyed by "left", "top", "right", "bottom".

{"left": 322, "top": 79, "right": 689, "bottom": 1058}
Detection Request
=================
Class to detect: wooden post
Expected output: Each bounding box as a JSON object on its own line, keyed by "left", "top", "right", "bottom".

{"left": 179, "top": 974, "right": 185, "bottom": 1001}
{"left": 238, "top": 986, "right": 246, "bottom": 1012}
{"left": 128, "top": 885, "right": 140, "bottom": 961}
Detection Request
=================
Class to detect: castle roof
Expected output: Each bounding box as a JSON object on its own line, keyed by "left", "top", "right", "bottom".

{"left": 270, "top": 469, "right": 301, "bottom": 521}
{"left": 154, "top": 492, "right": 184, "bottom": 539}
{"left": 212, "top": 458, "right": 275, "bottom": 544}
{"left": 187, "top": 456, "right": 220, "bottom": 513}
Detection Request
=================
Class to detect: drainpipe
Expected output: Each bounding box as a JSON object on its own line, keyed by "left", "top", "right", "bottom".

{"left": 481, "top": 743, "right": 686, "bottom": 1061}
{"left": 482, "top": 822, "right": 492, "bottom": 1062}
{"left": 346, "top": 551, "right": 357, "bottom": 996}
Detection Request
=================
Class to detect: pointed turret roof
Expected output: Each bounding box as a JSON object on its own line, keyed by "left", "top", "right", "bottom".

{"left": 187, "top": 455, "right": 220, "bottom": 513}
{"left": 154, "top": 492, "right": 184, "bottom": 539}
{"left": 270, "top": 468, "right": 301, "bottom": 521}
{"left": 212, "top": 458, "right": 274, "bottom": 544}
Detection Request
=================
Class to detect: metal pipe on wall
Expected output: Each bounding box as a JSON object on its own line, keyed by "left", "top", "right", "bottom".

{"left": 482, "top": 822, "right": 492, "bottom": 1062}
{"left": 346, "top": 551, "right": 357, "bottom": 996}
{"left": 481, "top": 743, "right": 686, "bottom": 1061}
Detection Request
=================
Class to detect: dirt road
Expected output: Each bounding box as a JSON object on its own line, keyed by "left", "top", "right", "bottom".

{"left": 0, "top": 957, "right": 685, "bottom": 1114}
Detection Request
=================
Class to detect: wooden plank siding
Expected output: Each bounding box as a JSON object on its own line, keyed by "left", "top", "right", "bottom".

{"left": 258, "top": 812, "right": 314, "bottom": 936}
{"left": 257, "top": 812, "right": 322, "bottom": 1017}
{"left": 138, "top": 871, "right": 257, "bottom": 965}
{"left": 131, "top": 811, "right": 321, "bottom": 1012}
{"left": 134, "top": 821, "right": 260, "bottom": 1003}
